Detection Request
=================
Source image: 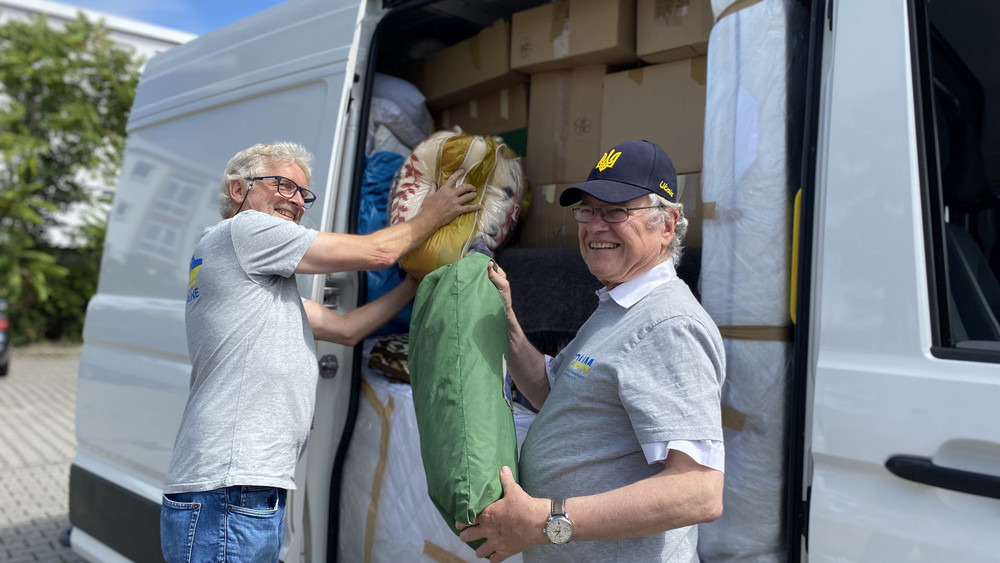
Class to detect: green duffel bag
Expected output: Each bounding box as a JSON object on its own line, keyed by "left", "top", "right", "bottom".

{"left": 409, "top": 252, "right": 519, "bottom": 546}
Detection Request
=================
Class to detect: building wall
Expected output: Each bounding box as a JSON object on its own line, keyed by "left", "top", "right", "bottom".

{"left": 0, "top": 0, "right": 196, "bottom": 62}
{"left": 0, "top": 0, "right": 197, "bottom": 246}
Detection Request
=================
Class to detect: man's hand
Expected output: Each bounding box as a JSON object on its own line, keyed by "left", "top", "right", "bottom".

{"left": 456, "top": 466, "right": 547, "bottom": 562}
{"left": 486, "top": 261, "right": 513, "bottom": 314}
{"left": 416, "top": 169, "right": 481, "bottom": 228}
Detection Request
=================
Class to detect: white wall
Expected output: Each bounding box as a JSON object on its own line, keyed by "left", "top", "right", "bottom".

{"left": 0, "top": 0, "right": 196, "bottom": 246}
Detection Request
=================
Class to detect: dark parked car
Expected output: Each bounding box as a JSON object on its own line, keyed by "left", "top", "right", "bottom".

{"left": 0, "top": 299, "right": 9, "bottom": 376}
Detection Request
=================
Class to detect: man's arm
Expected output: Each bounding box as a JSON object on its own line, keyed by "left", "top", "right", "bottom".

{"left": 486, "top": 261, "right": 550, "bottom": 408}
{"left": 296, "top": 171, "right": 481, "bottom": 274}
{"left": 303, "top": 275, "right": 418, "bottom": 346}
{"left": 458, "top": 451, "right": 723, "bottom": 562}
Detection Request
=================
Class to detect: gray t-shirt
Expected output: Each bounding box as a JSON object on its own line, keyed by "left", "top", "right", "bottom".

{"left": 520, "top": 277, "right": 725, "bottom": 562}
{"left": 164, "top": 210, "right": 319, "bottom": 494}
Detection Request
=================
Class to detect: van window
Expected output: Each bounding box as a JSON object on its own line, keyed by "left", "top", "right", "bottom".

{"left": 918, "top": 0, "right": 1000, "bottom": 357}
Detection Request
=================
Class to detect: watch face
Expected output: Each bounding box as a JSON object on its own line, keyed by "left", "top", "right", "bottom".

{"left": 546, "top": 516, "right": 573, "bottom": 544}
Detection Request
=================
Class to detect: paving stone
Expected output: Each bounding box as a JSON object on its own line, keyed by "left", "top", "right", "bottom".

{"left": 0, "top": 345, "right": 87, "bottom": 562}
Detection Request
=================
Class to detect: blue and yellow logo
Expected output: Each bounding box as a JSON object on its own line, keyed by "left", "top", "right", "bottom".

{"left": 565, "top": 353, "right": 595, "bottom": 380}
{"left": 595, "top": 149, "right": 623, "bottom": 172}
{"left": 187, "top": 257, "right": 202, "bottom": 303}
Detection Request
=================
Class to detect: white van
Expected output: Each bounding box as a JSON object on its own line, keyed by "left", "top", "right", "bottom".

{"left": 69, "top": 0, "right": 1000, "bottom": 561}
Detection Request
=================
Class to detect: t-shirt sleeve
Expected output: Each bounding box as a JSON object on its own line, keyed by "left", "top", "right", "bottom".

{"left": 231, "top": 211, "right": 319, "bottom": 278}
{"left": 619, "top": 315, "right": 724, "bottom": 445}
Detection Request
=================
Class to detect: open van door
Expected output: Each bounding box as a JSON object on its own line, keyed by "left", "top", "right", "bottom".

{"left": 804, "top": 0, "right": 1000, "bottom": 559}
{"left": 69, "top": 1, "right": 365, "bottom": 561}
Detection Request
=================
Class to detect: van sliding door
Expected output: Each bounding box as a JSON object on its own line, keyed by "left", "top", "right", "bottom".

{"left": 806, "top": 0, "right": 1000, "bottom": 560}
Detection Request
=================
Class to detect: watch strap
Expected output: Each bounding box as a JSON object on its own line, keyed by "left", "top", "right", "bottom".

{"left": 551, "top": 498, "right": 566, "bottom": 516}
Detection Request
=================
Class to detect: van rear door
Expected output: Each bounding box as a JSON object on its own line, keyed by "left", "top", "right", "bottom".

{"left": 70, "top": 1, "right": 363, "bottom": 561}
{"left": 806, "top": 0, "right": 1000, "bottom": 559}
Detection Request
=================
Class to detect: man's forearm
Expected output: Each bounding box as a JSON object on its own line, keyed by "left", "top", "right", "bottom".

{"left": 504, "top": 311, "right": 550, "bottom": 408}
{"left": 563, "top": 454, "right": 723, "bottom": 542}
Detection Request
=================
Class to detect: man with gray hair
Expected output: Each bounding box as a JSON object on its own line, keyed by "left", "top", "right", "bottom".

{"left": 160, "top": 142, "right": 480, "bottom": 562}
{"left": 460, "top": 140, "right": 725, "bottom": 562}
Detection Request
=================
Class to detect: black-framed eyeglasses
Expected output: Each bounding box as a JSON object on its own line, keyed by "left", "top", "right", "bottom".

{"left": 247, "top": 176, "right": 316, "bottom": 208}
{"left": 571, "top": 204, "right": 662, "bottom": 223}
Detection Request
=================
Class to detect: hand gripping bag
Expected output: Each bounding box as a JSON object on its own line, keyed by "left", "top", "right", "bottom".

{"left": 389, "top": 128, "right": 525, "bottom": 279}
{"left": 408, "top": 252, "right": 519, "bottom": 546}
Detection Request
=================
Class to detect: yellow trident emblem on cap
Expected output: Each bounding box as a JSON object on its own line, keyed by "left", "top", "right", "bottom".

{"left": 595, "top": 149, "right": 623, "bottom": 172}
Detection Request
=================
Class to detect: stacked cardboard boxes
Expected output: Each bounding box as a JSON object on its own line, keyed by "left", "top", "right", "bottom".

{"left": 403, "top": 0, "right": 713, "bottom": 250}
{"left": 407, "top": 20, "right": 527, "bottom": 111}
{"left": 433, "top": 84, "right": 529, "bottom": 156}
{"left": 514, "top": 0, "right": 711, "bottom": 248}
{"left": 510, "top": 0, "right": 638, "bottom": 73}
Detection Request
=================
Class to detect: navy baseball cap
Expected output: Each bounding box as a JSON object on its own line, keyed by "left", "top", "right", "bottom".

{"left": 559, "top": 140, "right": 678, "bottom": 206}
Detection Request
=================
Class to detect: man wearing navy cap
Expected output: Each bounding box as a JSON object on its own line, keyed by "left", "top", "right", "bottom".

{"left": 459, "top": 140, "right": 726, "bottom": 562}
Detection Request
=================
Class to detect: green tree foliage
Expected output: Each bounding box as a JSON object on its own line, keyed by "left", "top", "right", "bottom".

{"left": 0, "top": 12, "right": 141, "bottom": 343}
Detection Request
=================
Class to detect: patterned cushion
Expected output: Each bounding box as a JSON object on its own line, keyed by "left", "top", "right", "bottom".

{"left": 368, "top": 333, "right": 410, "bottom": 383}
{"left": 388, "top": 128, "right": 525, "bottom": 279}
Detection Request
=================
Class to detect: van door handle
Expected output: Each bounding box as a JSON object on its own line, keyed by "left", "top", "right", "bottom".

{"left": 885, "top": 455, "right": 1000, "bottom": 499}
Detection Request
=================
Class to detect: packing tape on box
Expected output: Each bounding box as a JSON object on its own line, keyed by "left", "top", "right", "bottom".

{"left": 718, "top": 324, "right": 793, "bottom": 342}
{"left": 716, "top": 0, "right": 768, "bottom": 22}
{"left": 627, "top": 58, "right": 706, "bottom": 86}
{"left": 541, "top": 183, "right": 557, "bottom": 204}
{"left": 424, "top": 541, "right": 468, "bottom": 563}
{"left": 361, "top": 379, "right": 394, "bottom": 562}
{"left": 653, "top": 0, "right": 692, "bottom": 27}
{"left": 550, "top": 1, "right": 569, "bottom": 39}
{"left": 722, "top": 405, "right": 748, "bottom": 432}
{"left": 627, "top": 67, "right": 645, "bottom": 86}
{"left": 554, "top": 74, "right": 572, "bottom": 180}
{"left": 691, "top": 55, "right": 708, "bottom": 85}
{"left": 550, "top": 1, "right": 570, "bottom": 60}
{"left": 500, "top": 88, "right": 510, "bottom": 120}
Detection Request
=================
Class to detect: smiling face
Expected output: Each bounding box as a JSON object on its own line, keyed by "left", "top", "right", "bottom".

{"left": 578, "top": 194, "right": 676, "bottom": 290}
{"left": 229, "top": 162, "right": 309, "bottom": 223}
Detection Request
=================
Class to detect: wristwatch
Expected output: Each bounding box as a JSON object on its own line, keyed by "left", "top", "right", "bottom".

{"left": 543, "top": 498, "right": 574, "bottom": 544}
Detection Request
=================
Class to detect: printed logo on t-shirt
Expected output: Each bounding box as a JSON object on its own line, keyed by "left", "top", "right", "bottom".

{"left": 187, "top": 256, "right": 203, "bottom": 304}
{"left": 564, "top": 353, "right": 595, "bottom": 380}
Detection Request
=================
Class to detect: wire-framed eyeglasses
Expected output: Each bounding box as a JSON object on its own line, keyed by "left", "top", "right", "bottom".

{"left": 571, "top": 204, "right": 662, "bottom": 223}
{"left": 248, "top": 176, "right": 316, "bottom": 208}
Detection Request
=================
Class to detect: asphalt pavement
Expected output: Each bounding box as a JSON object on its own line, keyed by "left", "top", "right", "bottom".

{"left": 0, "top": 344, "right": 87, "bottom": 563}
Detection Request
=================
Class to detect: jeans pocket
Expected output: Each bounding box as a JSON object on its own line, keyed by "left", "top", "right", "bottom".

{"left": 226, "top": 490, "right": 285, "bottom": 562}
{"left": 160, "top": 495, "right": 200, "bottom": 563}
{"left": 232, "top": 486, "right": 283, "bottom": 515}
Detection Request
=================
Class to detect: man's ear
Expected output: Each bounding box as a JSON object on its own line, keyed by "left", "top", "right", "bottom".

{"left": 228, "top": 179, "right": 245, "bottom": 202}
{"left": 662, "top": 208, "right": 678, "bottom": 246}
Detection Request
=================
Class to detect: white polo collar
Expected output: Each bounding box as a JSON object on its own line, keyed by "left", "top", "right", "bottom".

{"left": 596, "top": 260, "right": 679, "bottom": 308}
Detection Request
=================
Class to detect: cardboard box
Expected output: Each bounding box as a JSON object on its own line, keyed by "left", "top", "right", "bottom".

{"left": 514, "top": 183, "right": 579, "bottom": 249}
{"left": 525, "top": 65, "right": 606, "bottom": 186}
{"left": 599, "top": 57, "right": 707, "bottom": 174}
{"left": 434, "top": 84, "right": 528, "bottom": 137}
{"left": 511, "top": 0, "right": 637, "bottom": 73}
{"left": 413, "top": 20, "right": 527, "bottom": 110}
{"left": 637, "top": 0, "right": 714, "bottom": 64}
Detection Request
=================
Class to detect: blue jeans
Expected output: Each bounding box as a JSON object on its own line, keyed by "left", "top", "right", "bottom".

{"left": 160, "top": 486, "right": 286, "bottom": 563}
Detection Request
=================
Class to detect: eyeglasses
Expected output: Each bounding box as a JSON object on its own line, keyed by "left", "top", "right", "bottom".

{"left": 248, "top": 176, "right": 316, "bottom": 208}
{"left": 571, "top": 204, "right": 662, "bottom": 223}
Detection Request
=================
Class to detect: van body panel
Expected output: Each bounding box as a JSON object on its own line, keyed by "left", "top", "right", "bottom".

{"left": 71, "top": 0, "right": 362, "bottom": 559}
{"left": 808, "top": 0, "right": 1000, "bottom": 559}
